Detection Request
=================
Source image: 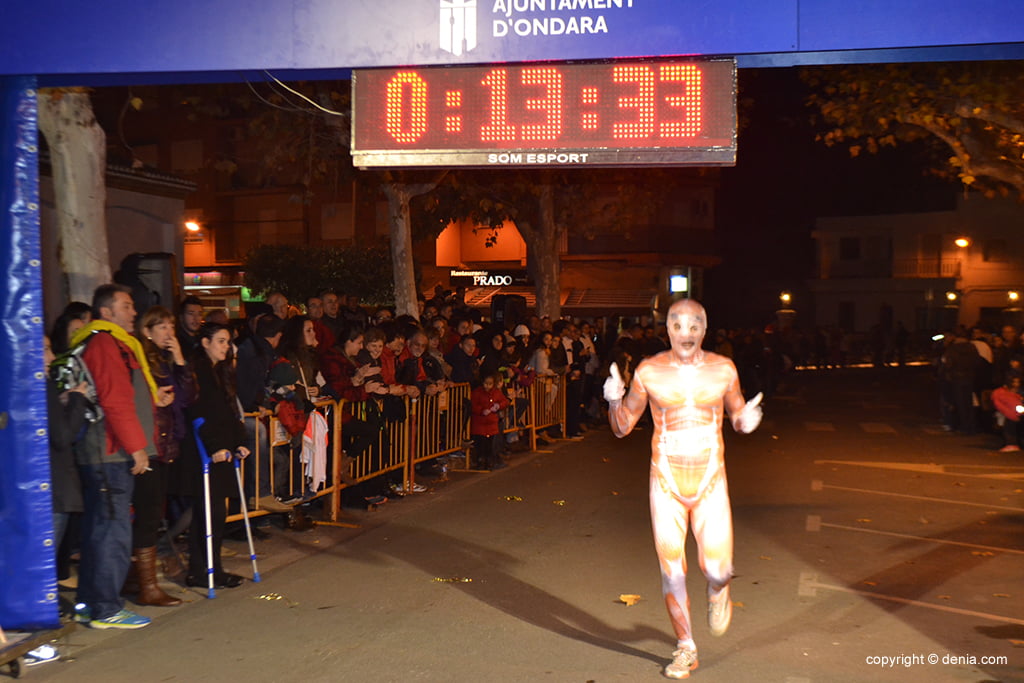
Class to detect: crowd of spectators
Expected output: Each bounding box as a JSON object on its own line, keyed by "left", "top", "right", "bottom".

{"left": 931, "top": 323, "right": 1024, "bottom": 450}
{"left": 44, "top": 282, "right": 703, "bottom": 637}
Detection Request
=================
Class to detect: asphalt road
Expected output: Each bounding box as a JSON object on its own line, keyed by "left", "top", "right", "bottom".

{"left": 17, "top": 366, "right": 1024, "bottom": 682}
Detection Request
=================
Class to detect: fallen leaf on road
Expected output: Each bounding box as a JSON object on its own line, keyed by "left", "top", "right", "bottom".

{"left": 953, "top": 481, "right": 966, "bottom": 487}
{"left": 601, "top": 458, "right": 611, "bottom": 463}
{"left": 553, "top": 500, "right": 566, "bottom": 506}
{"left": 759, "top": 555, "right": 772, "bottom": 560}
{"left": 938, "top": 595, "right": 951, "bottom": 600}
{"left": 611, "top": 491, "right": 619, "bottom": 495}
{"left": 919, "top": 517, "right": 930, "bottom": 524}
{"left": 993, "top": 593, "right": 1011, "bottom": 598}
{"left": 256, "top": 592, "right": 298, "bottom": 607}
{"left": 862, "top": 581, "right": 877, "bottom": 587}
{"left": 500, "top": 495, "right": 523, "bottom": 502}
{"left": 619, "top": 594, "right": 642, "bottom": 606}
{"left": 433, "top": 577, "right": 473, "bottom": 583}
{"left": 856, "top": 518, "right": 872, "bottom": 523}
{"left": 971, "top": 551, "right": 995, "bottom": 557}
{"left": 734, "top": 601, "right": 744, "bottom": 608}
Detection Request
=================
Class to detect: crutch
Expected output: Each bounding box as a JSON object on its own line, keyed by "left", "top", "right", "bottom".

{"left": 191, "top": 418, "right": 217, "bottom": 599}
{"left": 233, "top": 455, "right": 261, "bottom": 582}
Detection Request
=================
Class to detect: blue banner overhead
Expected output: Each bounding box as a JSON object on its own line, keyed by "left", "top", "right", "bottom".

{"left": 0, "top": 0, "right": 1022, "bottom": 83}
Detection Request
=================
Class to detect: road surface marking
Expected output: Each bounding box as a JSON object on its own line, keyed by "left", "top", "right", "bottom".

{"left": 859, "top": 422, "right": 897, "bottom": 434}
{"left": 805, "top": 422, "right": 835, "bottom": 431}
{"left": 805, "top": 515, "right": 1024, "bottom": 555}
{"left": 814, "top": 459, "right": 1024, "bottom": 481}
{"left": 813, "top": 482, "right": 1024, "bottom": 512}
{"left": 797, "top": 572, "right": 1024, "bottom": 626}
{"left": 921, "top": 427, "right": 950, "bottom": 435}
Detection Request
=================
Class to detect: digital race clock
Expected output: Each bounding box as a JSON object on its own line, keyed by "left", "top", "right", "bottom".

{"left": 351, "top": 59, "right": 736, "bottom": 168}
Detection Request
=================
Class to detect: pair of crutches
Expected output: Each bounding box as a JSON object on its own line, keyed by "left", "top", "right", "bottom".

{"left": 192, "top": 417, "right": 261, "bottom": 599}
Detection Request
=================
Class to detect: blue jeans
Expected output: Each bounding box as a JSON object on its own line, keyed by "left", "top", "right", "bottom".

{"left": 76, "top": 460, "right": 134, "bottom": 620}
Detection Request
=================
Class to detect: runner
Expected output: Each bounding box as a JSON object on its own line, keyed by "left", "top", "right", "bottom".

{"left": 604, "top": 298, "right": 762, "bottom": 679}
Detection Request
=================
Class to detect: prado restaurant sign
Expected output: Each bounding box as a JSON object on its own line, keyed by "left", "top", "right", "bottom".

{"left": 450, "top": 269, "right": 531, "bottom": 286}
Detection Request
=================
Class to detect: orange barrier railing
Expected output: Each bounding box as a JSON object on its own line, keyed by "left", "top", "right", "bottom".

{"left": 530, "top": 375, "right": 566, "bottom": 438}
{"left": 225, "top": 372, "right": 570, "bottom": 524}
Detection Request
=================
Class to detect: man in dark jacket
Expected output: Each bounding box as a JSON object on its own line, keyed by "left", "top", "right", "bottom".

{"left": 235, "top": 314, "right": 291, "bottom": 512}
{"left": 445, "top": 334, "right": 480, "bottom": 385}
{"left": 398, "top": 331, "right": 448, "bottom": 396}
{"left": 942, "top": 328, "right": 981, "bottom": 434}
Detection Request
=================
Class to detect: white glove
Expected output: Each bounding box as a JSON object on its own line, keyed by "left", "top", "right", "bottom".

{"left": 603, "top": 363, "right": 626, "bottom": 402}
{"left": 734, "top": 392, "right": 763, "bottom": 433}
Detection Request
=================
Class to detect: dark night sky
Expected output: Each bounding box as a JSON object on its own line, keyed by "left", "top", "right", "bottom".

{"left": 704, "top": 67, "right": 957, "bottom": 329}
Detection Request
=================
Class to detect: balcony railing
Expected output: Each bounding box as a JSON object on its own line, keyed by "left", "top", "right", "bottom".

{"left": 891, "top": 259, "right": 961, "bottom": 278}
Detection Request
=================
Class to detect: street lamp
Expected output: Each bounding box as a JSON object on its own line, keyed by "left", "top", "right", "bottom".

{"left": 185, "top": 220, "right": 201, "bottom": 232}
{"left": 954, "top": 237, "right": 970, "bottom": 248}
{"left": 779, "top": 291, "right": 792, "bottom": 306}
{"left": 1009, "top": 291, "right": 1020, "bottom": 304}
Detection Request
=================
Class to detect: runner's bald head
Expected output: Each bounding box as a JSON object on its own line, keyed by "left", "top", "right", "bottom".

{"left": 668, "top": 299, "right": 706, "bottom": 325}
{"left": 666, "top": 299, "right": 707, "bottom": 362}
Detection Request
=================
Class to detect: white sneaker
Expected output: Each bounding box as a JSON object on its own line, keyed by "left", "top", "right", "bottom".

{"left": 24, "top": 644, "right": 59, "bottom": 666}
{"left": 708, "top": 587, "right": 732, "bottom": 637}
{"left": 663, "top": 645, "right": 698, "bottom": 679}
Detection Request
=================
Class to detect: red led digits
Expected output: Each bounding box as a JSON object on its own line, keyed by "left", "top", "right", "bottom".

{"left": 384, "top": 72, "right": 428, "bottom": 144}
{"left": 445, "top": 89, "right": 463, "bottom": 134}
{"left": 612, "top": 65, "right": 656, "bottom": 140}
{"left": 580, "top": 86, "right": 599, "bottom": 130}
{"left": 480, "top": 69, "right": 516, "bottom": 142}
{"left": 521, "top": 67, "right": 563, "bottom": 142}
{"left": 659, "top": 65, "right": 702, "bottom": 137}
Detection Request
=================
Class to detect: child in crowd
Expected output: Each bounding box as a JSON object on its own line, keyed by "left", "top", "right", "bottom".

{"left": 470, "top": 372, "right": 510, "bottom": 470}
{"left": 991, "top": 372, "right": 1024, "bottom": 452}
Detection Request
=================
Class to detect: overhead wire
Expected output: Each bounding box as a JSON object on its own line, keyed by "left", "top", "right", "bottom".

{"left": 242, "top": 76, "right": 307, "bottom": 113}
{"left": 263, "top": 70, "right": 346, "bottom": 116}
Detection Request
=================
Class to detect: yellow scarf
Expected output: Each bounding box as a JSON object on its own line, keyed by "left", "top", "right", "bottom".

{"left": 69, "top": 320, "right": 161, "bottom": 403}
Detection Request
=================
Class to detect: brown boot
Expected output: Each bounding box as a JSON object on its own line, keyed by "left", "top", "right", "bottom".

{"left": 134, "top": 546, "right": 182, "bottom": 607}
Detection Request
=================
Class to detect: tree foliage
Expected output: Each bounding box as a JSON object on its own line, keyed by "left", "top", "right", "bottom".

{"left": 803, "top": 61, "right": 1024, "bottom": 199}
{"left": 243, "top": 243, "right": 394, "bottom": 305}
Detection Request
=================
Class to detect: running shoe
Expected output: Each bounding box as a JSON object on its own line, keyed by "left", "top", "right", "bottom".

{"left": 663, "top": 645, "right": 699, "bottom": 679}
{"left": 89, "top": 608, "right": 151, "bottom": 630}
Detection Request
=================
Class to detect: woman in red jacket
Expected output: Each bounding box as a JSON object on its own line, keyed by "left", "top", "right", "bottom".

{"left": 470, "top": 372, "right": 510, "bottom": 470}
{"left": 319, "top": 327, "right": 386, "bottom": 470}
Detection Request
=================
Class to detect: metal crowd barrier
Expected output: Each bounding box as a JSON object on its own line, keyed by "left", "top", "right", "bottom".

{"left": 226, "top": 374, "right": 568, "bottom": 524}
{"left": 530, "top": 375, "right": 566, "bottom": 438}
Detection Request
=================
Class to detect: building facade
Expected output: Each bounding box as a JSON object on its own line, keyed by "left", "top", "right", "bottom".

{"left": 809, "top": 196, "right": 1024, "bottom": 336}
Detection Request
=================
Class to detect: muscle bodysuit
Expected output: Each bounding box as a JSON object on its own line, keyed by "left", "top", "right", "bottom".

{"left": 606, "top": 301, "right": 760, "bottom": 680}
